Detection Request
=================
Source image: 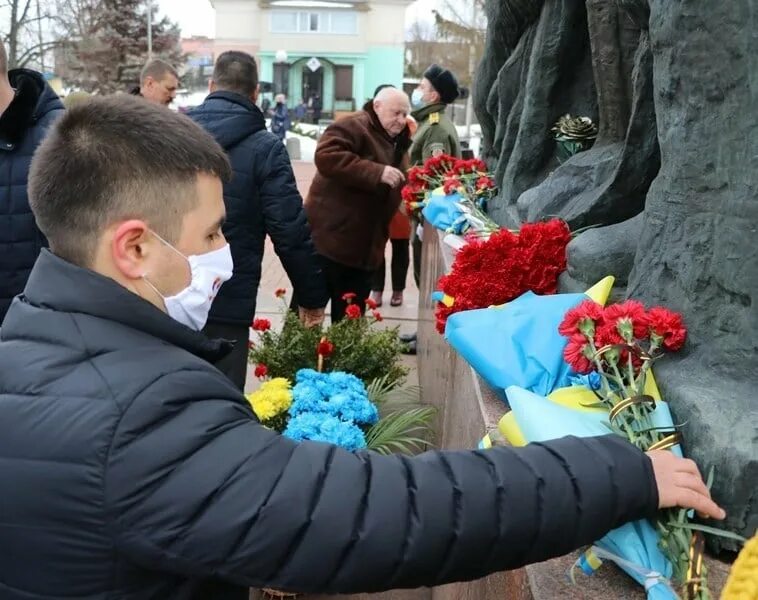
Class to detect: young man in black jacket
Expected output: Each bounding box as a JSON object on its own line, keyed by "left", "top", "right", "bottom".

{"left": 0, "top": 43, "right": 63, "bottom": 322}
{"left": 188, "top": 51, "right": 327, "bottom": 390}
{"left": 0, "top": 94, "right": 724, "bottom": 599}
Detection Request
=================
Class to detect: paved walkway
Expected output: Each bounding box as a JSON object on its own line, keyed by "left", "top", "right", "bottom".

{"left": 245, "top": 161, "right": 419, "bottom": 391}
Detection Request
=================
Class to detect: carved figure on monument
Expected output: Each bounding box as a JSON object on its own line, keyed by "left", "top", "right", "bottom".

{"left": 475, "top": 0, "right": 757, "bottom": 551}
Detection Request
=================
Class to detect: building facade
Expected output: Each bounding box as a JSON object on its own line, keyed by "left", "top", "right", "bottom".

{"left": 211, "top": 0, "right": 412, "bottom": 115}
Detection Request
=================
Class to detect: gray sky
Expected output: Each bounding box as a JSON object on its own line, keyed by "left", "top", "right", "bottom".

{"left": 157, "top": 0, "right": 439, "bottom": 38}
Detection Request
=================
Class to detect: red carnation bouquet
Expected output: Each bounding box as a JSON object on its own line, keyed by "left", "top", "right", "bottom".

{"left": 558, "top": 300, "right": 735, "bottom": 599}
{"left": 434, "top": 219, "right": 571, "bottom": 332}
{"left": 402, "top": 154, "right": 497, "bottom": 218}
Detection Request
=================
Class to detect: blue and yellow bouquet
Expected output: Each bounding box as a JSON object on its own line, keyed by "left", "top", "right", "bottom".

{"left": 247, "top": 369, "right": 432, "bottom": 454}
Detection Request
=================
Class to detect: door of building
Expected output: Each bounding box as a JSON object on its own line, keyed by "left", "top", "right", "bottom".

{"left": 302, "top": 66, "right": 323, "bottom": 106}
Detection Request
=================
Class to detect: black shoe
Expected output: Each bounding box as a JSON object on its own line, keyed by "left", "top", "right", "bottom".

{"left": 399, "top": 332, "right": 417, "bottom": 344}
{"left": 402, "top": 339, "right": 417, "bottom": 355}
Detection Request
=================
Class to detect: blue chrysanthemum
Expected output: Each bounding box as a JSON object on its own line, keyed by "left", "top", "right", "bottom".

{"left": 284, "top": 413, "right": 367, "bottom": 451}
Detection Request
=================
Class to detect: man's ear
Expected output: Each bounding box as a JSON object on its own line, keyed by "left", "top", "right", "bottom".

{"left": 208, "top": 78, "right": 217, "bottom": 93}
{"left": 251, "top": 83, "right": 260, "bottom": 103}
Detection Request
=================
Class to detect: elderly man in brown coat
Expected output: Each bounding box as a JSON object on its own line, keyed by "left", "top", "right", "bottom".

{"left": 304, "top": 87, "right": 412, "bottom": 321}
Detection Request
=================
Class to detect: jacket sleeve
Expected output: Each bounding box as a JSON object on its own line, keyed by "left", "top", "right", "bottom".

{"left": 314, "top": 121, "right": 386, "bottom": 191}
{"left": 258, "top": 140, "right": 328, "bottom": 309}
{"left": 105, "top": 372, "right": 659, "bottom": 594}
{"left": 421, "top": 126, "right": 456, "bottom": 161}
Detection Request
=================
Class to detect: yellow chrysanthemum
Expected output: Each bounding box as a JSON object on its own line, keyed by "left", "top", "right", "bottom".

{"left": 246, "top": 378, "right": 293, "bottom": 421}
{"left": 721, "top": 532, "right": 758, "bottom": 600}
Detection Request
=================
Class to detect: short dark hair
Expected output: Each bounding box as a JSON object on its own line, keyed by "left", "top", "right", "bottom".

{"left": 140, "top": 59, "right": 179, "bottom": 85}
{"left": 212, "top": 51, "right": 259, "bottom": 97}
{"left": 28, "top": 94, "right": 231, "bottom": 267}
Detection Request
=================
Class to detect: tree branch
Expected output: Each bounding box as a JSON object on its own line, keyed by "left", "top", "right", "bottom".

{"left": 15, "top": 39, "right": 60, "bottom": 67}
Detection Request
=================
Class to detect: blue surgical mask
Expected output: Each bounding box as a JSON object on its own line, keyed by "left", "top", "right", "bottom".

{"left": 411, "top": 88, "right": 425, "bottom": 108}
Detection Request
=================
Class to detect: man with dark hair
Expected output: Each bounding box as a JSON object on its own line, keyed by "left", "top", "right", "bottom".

{"left": 189, "top": 50, "right": 327, "bottom": 389}
{"left": 0, "top": 42, "right": 63, "bottom": 322}
{"left": 131, "top": 58, "right": 179, "bottom": 106}
{"left": 0, "top": 94, "right": 723, "bottom": 599}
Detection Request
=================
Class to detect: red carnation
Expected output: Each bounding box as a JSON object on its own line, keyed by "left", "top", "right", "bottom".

{"left": 595, "top": 322, "right": 642, "bottom": 370}
{"left": 317, "top": 339, "right": 335, "bottom": 357}
{"left": 252, "top": 318, "right": 271, "bottom": 332}
{"left": 476, "top": 176, "right": 495, "bottom": 190}
{"left": 254, "top": 364, "right": 268, "bottom": 379}
{"left": 372, "top": 310, "right": 383, "bottom": 322}
{"left": 443, "top": 177, "right": 461, "bottom": 195}
{"left": 345, "top": 304, "right": 362, "bottom": 319}
{"left": 365, "top": 298, "right": 378, "bottom": 310}
{"left": 603, "top": 300, "right": 649, "bottom": 342}
{"left": 341, "top": 292, "right": 357, "bottom": 302}
{"left": 647, "top": 306, "right": 687, "bottom": 351}
{"left": 559, "top": 299, "right": 604, "bottom": 337}
{"left": 563, "top": 334, "right": 595, "bottom": 374}
{"left": 274, "top": 288, "right": 286, "bottom": 298}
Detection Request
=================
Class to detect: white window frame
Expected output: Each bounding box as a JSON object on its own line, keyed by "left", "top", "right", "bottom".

{"left": 269, "top": 9, "right": 358, "bottom": 35}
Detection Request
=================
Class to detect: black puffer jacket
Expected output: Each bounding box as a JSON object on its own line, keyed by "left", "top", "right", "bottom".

{"left": 188, "top": 92, "right": 327, "bottom": 324}
{"left": 0, "top": 69, "right": 63, "bottom": 321}
{"left": 0, "top": 251, "right": 660, "bottom": 599}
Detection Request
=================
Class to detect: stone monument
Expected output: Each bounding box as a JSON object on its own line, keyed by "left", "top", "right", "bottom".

{"left": 475, "top": 0, "right": 756, "bottom": 551}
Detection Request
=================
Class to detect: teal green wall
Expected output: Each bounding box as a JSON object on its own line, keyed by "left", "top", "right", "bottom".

{"left": 363, "top": 46, "right": 405, "bottom": 103}
{"left": 259, "top": 47, "right": 405, "bottom": 113}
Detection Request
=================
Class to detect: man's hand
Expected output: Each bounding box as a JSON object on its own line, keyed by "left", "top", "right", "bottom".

{"left": 299, "top": 307, "right": 325, "bottom": 328}
{"left": 381, "top": 166, "right": 405, "bottom": 188}
{"left": 647, "top": 450, "right": 725, "bottom": 519}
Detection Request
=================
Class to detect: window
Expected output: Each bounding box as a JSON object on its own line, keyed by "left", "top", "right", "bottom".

{"left": 334, "top": 65, "right": 353, "bottom": 100}
{"left": 273, "top": 63, "right": 290, "bottom": 95}
{"left": 270, "top": 10, "right": 358, "bottom": 34}
{"left": 270, "top": 10, "right": 298, "bottom": 33}
{"left": 330, "top": 11, "right": 357, "bottom": 34}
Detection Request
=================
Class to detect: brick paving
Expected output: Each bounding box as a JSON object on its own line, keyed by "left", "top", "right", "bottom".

{"left": 245, "top": 160, "right": 419, "bottom": 391}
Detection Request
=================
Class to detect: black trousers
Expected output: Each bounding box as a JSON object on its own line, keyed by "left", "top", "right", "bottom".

{"left": 292, "top": 255, "right": 372, "bottom": 323}
{"left": 411, "top": 216, "right": 422, "bottom": 288}
{"left": 371, "top": 239, "right": 410, "bottom": 292}
{"left": 203, "top": 320, "right": 250, "bottom": 391}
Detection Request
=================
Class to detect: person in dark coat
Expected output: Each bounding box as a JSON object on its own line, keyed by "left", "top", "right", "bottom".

{"left": 271, "top": 93, "right": 291, "bottom": 141}
{"left": 0, "top": 44, "right": 64, "bottom": 323}
{"left": 129, "top": 58, "right": 179, "bottom": 106}
{"left": 303, "top": 87, "right": 412, "bottom": 321}
{"left": 188, "top": 51, "right": 327, "bottom": 390}
{"left": 0, "top": 93, "right": 724, "bottom": 600}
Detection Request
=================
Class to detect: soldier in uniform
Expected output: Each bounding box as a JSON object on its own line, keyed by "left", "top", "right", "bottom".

{"left": 403, "top": 64, "right": 463, "bottom": 353}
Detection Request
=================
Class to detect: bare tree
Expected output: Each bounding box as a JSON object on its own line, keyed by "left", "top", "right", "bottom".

{"left": 2, "top": 0, "right": 59, "bottom": 70}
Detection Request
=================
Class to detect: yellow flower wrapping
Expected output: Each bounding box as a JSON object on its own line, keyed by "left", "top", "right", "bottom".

{"left": 721, "top": 532, "right": 758, "bottom": 600}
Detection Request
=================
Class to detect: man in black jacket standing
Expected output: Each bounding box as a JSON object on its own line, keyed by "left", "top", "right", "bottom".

{"left": 189, "top": 51, "right": 327, "bottom": 390}
{"left": 0, "top": 43, "right": 63, "bottom": 322}
{"left": 0, "top": 94, "right": 723, "bottom": 599}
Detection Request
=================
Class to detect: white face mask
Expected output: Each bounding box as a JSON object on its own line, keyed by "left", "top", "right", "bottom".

{"left": 411, "top": 88, "right": 425, "bottom": 108}
{"left": 143, "top": 232, "right": 233, "bottom": 331}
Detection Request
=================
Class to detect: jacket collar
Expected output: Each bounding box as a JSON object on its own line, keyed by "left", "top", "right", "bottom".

{"left": 20, "top": 250, "right": 233, "bottom": 363}
{"left": 205, "top": 91, "right": 264, "bottom": 116}
{"left": 0, "top": 69, "right": 59, "bottom": 146}
{"left": 412, "top": 102, "right": 447, "bottom": 122}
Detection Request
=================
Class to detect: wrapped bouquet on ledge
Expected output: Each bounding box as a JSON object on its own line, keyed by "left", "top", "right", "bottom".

{"left": 432, "top": 218, "right": 572, "bottom": 333}
{"left": 459, "top": 278, "right": 744, "bottom": 600}
{"left": 401, "top": 154, "right": 500, "bottom": 237}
